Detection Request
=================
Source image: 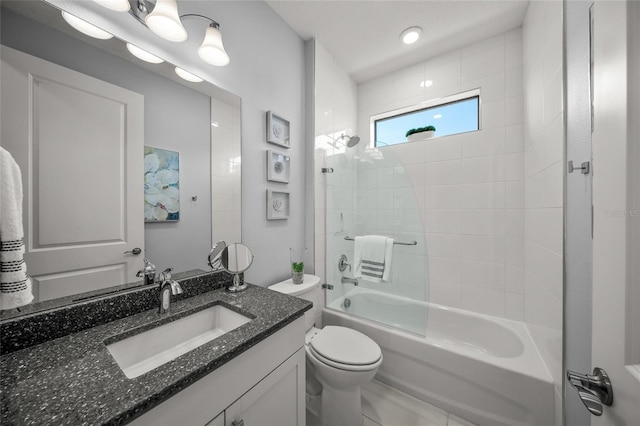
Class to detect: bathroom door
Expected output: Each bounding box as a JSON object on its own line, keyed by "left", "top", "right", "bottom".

{"left": 589, "top": 0, "right": 640, "bottom": 423}
{"left": 0, "top": 46, "right": 144, "bottom": 301}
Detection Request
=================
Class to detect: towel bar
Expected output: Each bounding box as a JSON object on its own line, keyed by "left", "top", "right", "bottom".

{"left": 344, "top": 236, "right": 417, "bottom": 246}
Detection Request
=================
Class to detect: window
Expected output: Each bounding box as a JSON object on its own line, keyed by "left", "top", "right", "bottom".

{"left": 371, "top": 89, "right": 480, "bottom": 147}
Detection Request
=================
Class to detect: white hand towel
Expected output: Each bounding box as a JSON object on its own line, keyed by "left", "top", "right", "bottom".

{"left": 354, "top": 235, "right": 394, "bottom": 283}
{"left": 1, "top": 147, "right": 34, "bottom": 310}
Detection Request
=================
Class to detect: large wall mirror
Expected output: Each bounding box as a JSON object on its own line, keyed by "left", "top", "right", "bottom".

{"left": 0, "top": 0, "right": 241, "bottom": 314}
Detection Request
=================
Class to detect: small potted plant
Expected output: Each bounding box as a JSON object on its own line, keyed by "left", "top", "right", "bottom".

{"left": 406, "top": 125, "right": 436, "bottom": 142}
{"left": 290, "top": 247, "right": 307, "bottom": 284}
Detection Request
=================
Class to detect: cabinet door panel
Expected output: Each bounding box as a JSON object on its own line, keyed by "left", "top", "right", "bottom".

{"left": 226, "top": 348, "right": 305, "bottom": 426}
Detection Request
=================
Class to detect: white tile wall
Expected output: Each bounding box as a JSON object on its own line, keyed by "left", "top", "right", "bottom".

{"left": 211, "top": 98, "right": 241, "bottom": 244}
{"left": 523, "top": 1, "right": 564, "bottom": 423}
{"left": 356, "top": 29, "right": 525, "bottom": 319}
{"left": 313, "top": 41, "right": 359, "bottom": 306}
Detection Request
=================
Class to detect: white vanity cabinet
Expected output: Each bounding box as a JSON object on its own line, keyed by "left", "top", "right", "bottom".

{"left": 130, "top": 317, "right": 306, "bottom": 426}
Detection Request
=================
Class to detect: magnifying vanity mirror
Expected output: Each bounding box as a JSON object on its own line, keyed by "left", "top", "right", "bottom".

{"left": 207, "top": 241, "right": 227, "bottom": 270}
{"left": 0, "top": 0, "right": 241, "bottom": 316}
{"left": 220, "top": 243, "right": 254, "bottom": 293}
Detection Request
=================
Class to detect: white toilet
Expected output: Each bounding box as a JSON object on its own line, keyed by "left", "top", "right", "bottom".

{"left": 269, "top": 274, "right": 382, "bottom": 426}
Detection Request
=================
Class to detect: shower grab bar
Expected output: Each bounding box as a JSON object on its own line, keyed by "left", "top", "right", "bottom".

{"left": 344, "top": 236, "right": 417, "bottom": 246}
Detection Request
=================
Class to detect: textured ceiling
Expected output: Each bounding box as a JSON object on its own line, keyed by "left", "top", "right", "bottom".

{"left": 266, "top": 0, "right": 530, "bottom": 83}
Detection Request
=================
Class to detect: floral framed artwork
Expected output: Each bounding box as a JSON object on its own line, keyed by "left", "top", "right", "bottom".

{"left": 266, "top": 111, "right": 290, "bottom": 148}
{"left": 267, "top": 189, "right": 289, "bottom": 220}
{"left": 267, "top": 149, "right": 290, "bottom": 183}
{"left": 144, "top": 146, "right": 180, "bottom": 222}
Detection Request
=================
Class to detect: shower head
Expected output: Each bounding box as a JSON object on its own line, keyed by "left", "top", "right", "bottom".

{"left": 339, "top": 134, "right": 361, "bottom": 147}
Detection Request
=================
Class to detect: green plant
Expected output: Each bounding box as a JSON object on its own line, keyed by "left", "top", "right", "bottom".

{"left": 405, "top": 125, "right": 436, "bottom": 137}
{"left": 292, "top": 262, "right": 304, "bottom": 273}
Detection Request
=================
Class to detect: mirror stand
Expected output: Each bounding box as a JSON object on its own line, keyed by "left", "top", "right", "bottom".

{"left": 226, "top": 274, "right": 247, "bottom": 293}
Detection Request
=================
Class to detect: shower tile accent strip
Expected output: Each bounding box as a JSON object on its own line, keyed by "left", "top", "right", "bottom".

{"left": 0, "top": 276, "right": 312, "bottom": 425}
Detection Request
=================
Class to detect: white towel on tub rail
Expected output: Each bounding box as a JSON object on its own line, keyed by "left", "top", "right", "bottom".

{"left": 353, "top": 235, "right": 394, "bottom": 283}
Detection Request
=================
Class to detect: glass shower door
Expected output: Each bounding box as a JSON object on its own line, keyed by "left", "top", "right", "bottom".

{"left": 323, "top": 143, "right": 429, "bottom": 336}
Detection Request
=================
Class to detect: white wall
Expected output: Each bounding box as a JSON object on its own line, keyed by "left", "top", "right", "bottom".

{"left": 522, "top": 1, "right": 564, "bottom": 424}
{"left": 46, "top": 0, "right": 307, "bottom": 286}
{"left": 357, "top": 29, "right": 525, "bottom": 319}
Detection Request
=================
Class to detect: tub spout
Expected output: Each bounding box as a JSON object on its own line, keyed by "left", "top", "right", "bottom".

{"left": 341, "top": 277, "right": 358, "bottom": 286}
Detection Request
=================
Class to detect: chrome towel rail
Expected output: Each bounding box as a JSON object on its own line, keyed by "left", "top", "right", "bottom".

{"left": 344, "top": 236, "right": 417, "bottom": 246}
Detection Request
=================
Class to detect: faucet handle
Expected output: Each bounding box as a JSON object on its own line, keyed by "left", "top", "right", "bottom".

{"left": 338, "top": 255, "right": 352, "bottom": 272}
{"left": 170, "top": 280, "right": 183, "bottom": 295}
{"left": 159, "top": 267, "right": 174, "bottom": 282}
{"left": 142, "top": 258, "right": 156, "bottom": 273}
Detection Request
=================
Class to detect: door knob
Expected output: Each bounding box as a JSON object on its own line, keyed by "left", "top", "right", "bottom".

{"left": 567, "top": 367, "right": 613, "bottom": 416}
{"left": 123, "top": 247, "right": 142, "bottom": 255}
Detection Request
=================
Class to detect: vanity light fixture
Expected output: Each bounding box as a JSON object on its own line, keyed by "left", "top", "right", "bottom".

{"left": 86, "top": 0, "right": 232, "bottom": 66}
{"left": 61, "top": 11, "right": 114, "bottom": 40}
{"left": 174, "top": 66, "right": 203, "bottom": 82}
{"left": 400, "top": 26, "right": 422, "bottom": 45}
{"left": 127, "top": 0, "right": 231, "bottom": 66}
{"left": 126, "top": 43, "right": 165, "bottom": 63}
{"left": 92, "top": 0, "right": 130, "bottom": 12}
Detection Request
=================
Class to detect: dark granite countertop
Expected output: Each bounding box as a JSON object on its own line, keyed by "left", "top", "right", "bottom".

{"left": 0, "top": 281, "right": 311, "bottom": 425}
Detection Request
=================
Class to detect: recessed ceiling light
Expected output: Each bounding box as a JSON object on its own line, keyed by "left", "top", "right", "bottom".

{"left": 61, "top": 11, "right": 114, "bottom": 40}
{"left": 420, "top": 80, "right": 433, "bottom": 88}
{"left": 174, "top": 67, "right": 203, "bottom": 83}
{"left": 126, "top": 43, "right": 164, "bottom": 64}
{"left": 434, "top": 114, "right": 443, "bottom": 119}
{"left": 400, "top": 26, "right": 422, "bottom": 45}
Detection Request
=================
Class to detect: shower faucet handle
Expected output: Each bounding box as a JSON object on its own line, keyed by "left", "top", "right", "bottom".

{"left": 338, "top": 254, "right": 352, "bottom": 272}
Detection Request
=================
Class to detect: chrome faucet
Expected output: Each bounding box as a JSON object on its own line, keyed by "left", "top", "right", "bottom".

{"left": 136, "top": 258, "right": 156, "bottom": 285}
{"left": 341, "top": 277, "right": 359, "bottom": 286}
{"left": 158, "top": 268, "right": 183, "bottom": 315}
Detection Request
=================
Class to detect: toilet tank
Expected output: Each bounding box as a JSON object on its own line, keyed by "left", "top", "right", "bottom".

{"left": 268, "top": 274, "right": 322, "bottom": 330}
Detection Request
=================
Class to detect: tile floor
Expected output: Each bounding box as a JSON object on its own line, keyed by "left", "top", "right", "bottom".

{"left": 307, "top": 379, "right": 477, "bottom": 426}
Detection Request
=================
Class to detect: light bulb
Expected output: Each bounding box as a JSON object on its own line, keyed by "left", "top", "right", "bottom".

{"left": 198, "top": 25, "right": 230, "bottom": 66}
{"left": 145, "top": 0, "right": 187, "bottom": 42}
{"left": 61, "top": 11, "right": 113, "bottom": 40}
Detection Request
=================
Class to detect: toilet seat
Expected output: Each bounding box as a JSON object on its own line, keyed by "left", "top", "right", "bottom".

{"left": 307, "top": 326, "right": 382, "bottom": 371}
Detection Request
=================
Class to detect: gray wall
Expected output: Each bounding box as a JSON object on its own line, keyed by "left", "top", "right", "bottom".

{"left": 563, "top": 1, "right": 593, "bottom": 424}
{"left": 1, "top": 8, "right": 212, "bottom": 273}
{"left": 47, "top": 0, "right": 308, "bottom": 287}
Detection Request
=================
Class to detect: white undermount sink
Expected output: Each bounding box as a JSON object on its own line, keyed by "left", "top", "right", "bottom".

{"left": 106, "top": 304, "right": 252, "bottom": 379}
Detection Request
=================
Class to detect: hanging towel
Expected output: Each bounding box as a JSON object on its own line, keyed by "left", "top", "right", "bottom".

{"left": 0, "top": 147, "right": 33, "bottom": 310}
{"left": 354, "top": 235, "right": 394, "bottom": 283}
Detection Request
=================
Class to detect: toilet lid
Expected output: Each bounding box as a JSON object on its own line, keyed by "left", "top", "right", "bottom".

{"left": 309, "top": 326, "right": 381, "bottom": 366}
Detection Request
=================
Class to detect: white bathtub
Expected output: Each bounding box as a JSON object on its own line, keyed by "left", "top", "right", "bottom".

{"left": 324, "top": 288, "right": 554, "bottom": 426}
